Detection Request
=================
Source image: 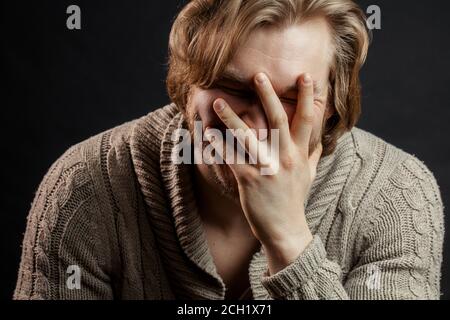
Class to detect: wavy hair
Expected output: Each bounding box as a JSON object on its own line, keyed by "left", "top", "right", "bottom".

{"left": 166, "top": 0, "right": 370, "bottom": 155}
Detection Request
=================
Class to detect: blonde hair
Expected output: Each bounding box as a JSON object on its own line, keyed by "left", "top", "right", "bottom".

{"left": 166, "top": 0, "right": 370, "bottom": 155}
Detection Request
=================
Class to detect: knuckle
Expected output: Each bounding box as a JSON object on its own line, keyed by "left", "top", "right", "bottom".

{"left": 281, "top": 153, "right": 297, "bottom": 170}
{"left": 237, "top": 169, "right": 259, "bottom": 186}
{"left": 221, "top": 115, "right": 233, "bottom": 126}
{"left": 272, "top": 113, "right": 288, "bottom": 127}
{"left": 304, "top": 91, "right": 314, "bottom": 100}
{"left": 300, "top": 113, "right": 315, "bottom": 125}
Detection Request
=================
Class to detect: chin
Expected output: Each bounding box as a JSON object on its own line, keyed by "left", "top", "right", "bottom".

{"left": 209, "top": 162, "right": 240, "bottom": 201}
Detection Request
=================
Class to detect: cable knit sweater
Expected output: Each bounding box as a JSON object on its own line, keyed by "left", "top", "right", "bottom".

{"left": 14, "top": 103, "right": 444, "bottom": 300}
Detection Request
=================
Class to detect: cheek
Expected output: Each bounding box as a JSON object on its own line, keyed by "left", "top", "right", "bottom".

{"left": 313, "top": 102, "right": 328, "bottom": 131}
{"left": 189, "top": 87, "right": 255, "bottom": 129}
{"left": 188, "top": 88, "right": 223, "bottom": 130}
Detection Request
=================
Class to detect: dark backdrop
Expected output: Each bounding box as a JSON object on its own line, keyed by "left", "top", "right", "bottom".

{"left": 2, "top": 0, "right": 450, "bottom": 300}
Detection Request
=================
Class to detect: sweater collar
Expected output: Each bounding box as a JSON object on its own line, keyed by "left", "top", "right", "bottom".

{"left": 131, "top": 103, "right": 356, "bottom": 299}
{"left": 159, "top": 112, "right": 224, "bottom": 280}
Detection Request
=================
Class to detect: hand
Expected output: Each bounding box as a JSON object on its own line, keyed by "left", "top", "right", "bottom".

{"left": 206, "top": 72, "right": 324, "bottom": 275}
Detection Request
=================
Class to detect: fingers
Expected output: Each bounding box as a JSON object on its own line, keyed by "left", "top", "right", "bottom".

{"left": 291, "top": 73, "right": 315, "bottom": 152}
{"left": 212, "top": 99, "right": 260, "bottom": 164}
{"left": 254, "top": 73, "right": 291, "bottom": 151}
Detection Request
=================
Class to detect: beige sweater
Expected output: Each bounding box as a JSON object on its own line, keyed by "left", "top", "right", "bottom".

{"left": 14, "top": 103, "right": 444, "bottom": 300}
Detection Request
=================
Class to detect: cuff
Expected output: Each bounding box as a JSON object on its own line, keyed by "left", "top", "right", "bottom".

{"left": 261, "top": 235, "right": 327, "bottom": 298}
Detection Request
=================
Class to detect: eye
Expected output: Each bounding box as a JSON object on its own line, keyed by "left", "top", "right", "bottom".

{"left": 280, "top": 98, "right": 297, "bottom": 105}
{"left": 220, "top": 86, "right": 254, "bottom": 99}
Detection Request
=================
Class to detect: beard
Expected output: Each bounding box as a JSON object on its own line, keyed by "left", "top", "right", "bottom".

{"left": 184, "top": 107, "right": 324, "bottom": 202}
{"left": 185, "top": 108, "right": 241, "bottom": 201}
{"left": 207, "top": 157, "right": 240, "bottom": 199}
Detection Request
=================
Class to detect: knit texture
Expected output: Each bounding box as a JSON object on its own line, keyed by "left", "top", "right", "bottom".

{"left": 14, "top": 103, "right": 444, "bottom": 300}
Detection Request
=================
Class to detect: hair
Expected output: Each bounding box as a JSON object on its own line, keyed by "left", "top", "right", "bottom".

{"left": 166, "top": 0, "right": 370, "bottom": 156}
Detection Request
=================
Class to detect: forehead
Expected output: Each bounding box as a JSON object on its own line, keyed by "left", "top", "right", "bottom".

{"left": 226, "top": 17, "right": 332, "bottom": 92}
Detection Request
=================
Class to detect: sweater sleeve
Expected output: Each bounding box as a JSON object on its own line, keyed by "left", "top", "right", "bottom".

{"left": 14, "top": 146, "right": 114, "bottom": 300}
{"left": 260, "top": 156, "right": 444, "bottom": 300}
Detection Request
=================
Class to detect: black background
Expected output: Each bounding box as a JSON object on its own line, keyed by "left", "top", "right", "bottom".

{"left": 2, "top": 0, "right": 450, "bottom": 300}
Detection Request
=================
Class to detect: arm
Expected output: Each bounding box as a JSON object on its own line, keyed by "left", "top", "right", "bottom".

{"left": 208, "top": 71, "right": 443, "bottom": 300}
{"left": 260, "top": 157, "right": 444, "bottom": 300}
{"left": 14, "top": 148, "right": 114, "bottom": 300}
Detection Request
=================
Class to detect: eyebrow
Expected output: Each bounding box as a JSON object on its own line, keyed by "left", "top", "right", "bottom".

{"left": 218, "top": 68, "right": 323, "bottom": 97}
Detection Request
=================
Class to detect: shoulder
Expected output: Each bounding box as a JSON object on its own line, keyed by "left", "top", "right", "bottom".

{"left": 350, "top": 127, "right": 411, "bottom": 172}
{"left": 343, "top": 127, "right": 443, "bottom": 232}
{"left": 43, "top": 103, "right": 179, "bottom": 198}
{"left": 346, "top": 129, "right": 444, "bottom": 298}
{"left": 339, "top": 127, "right": 443, "bottom": 217}
{"left": 43, "top": 117, "right": 137, "bottom": 197}
{"left": 350, "top": 127, "right": 441, "bottom": 192}
{"left": 15, "top": 104, "right": 179, "bottom": 299}
{"left": 31, "top": 102, "right": 180, "bottom": 229}
{"left": 14, "top": 119, "right": 136, "bottom": 299}
{"left": 23, "top": 115, "right": 141, "bottom": 248}
{"left": 39, "top": 102, "right": 180, "bottom": 220}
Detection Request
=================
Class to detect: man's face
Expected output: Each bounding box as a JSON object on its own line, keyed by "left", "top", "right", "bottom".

{"left": 186, "top": 17, "right": 333, "bottom": 200}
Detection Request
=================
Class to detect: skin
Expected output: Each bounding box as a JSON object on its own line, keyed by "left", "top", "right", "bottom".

{"left": 186, "top": 17, "right": 334, "bottom": 297}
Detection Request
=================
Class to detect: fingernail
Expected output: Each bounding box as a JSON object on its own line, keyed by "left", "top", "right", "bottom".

{"left": 303, "top": 74, "right": 312, "bottom": 85}
{"left": 204, "top": 129, "right": 212, "bottom": 140}
{"left": 213, "top": 100, "right": 225, "bottom": 112}
{"left": 255, "top": 73, "right": 266, "bottom": 84}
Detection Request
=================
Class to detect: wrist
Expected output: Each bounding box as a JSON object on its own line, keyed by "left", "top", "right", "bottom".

{"left": 262, "top": 228, "right": 313, "bottom": 276}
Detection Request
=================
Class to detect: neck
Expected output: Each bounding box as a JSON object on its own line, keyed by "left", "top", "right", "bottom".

{"left": 193, "top": 164, "right": 253, "bottom": 236}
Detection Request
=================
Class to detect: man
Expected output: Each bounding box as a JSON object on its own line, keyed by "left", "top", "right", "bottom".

{"left": 14, "top": 0, "right": 444, "bottom": 300}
